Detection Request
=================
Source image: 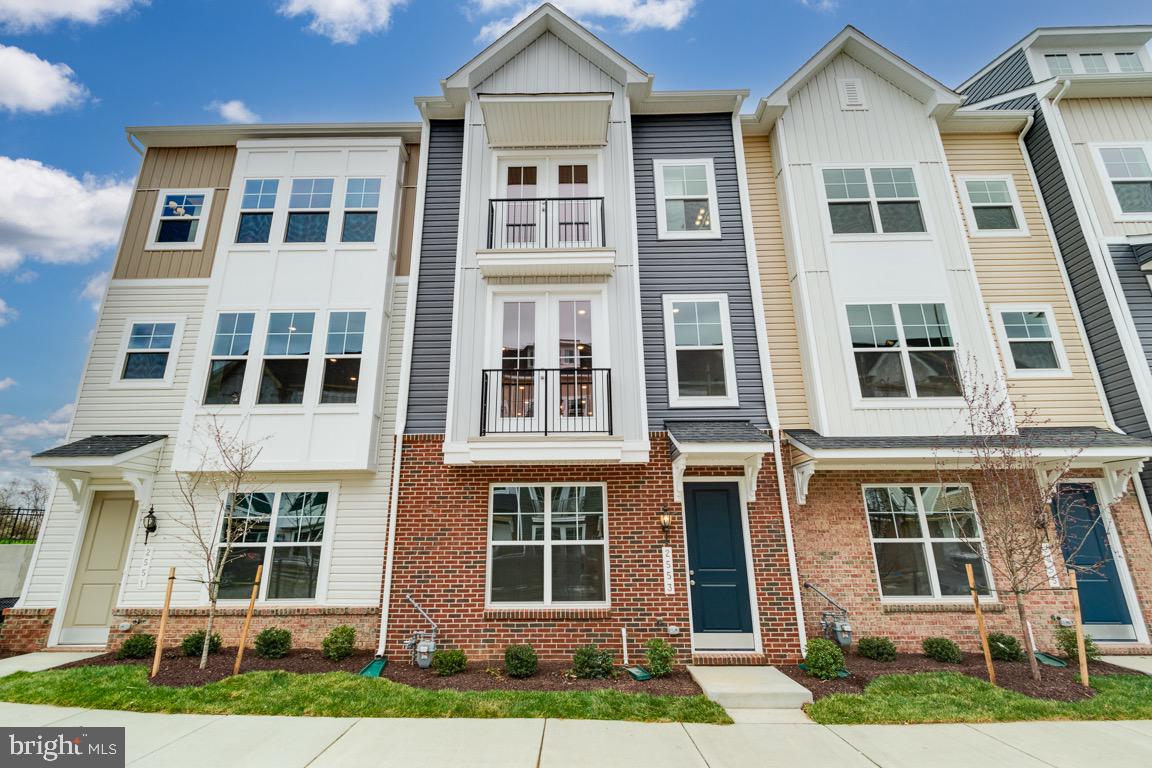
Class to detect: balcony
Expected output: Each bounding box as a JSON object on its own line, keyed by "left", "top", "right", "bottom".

{"left": 477, "top": 198, "right": 615, "bottom": 278}
{"left": 480, "top": 368, "right": 613, "bottom": 436}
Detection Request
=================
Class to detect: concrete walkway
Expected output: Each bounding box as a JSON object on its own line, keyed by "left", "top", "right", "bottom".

{"left": 0, "top": 703, "right": 1150, "bottom": 767}
{"left": 0, "top": 651, "right": 101, "bottom": 676}
{"left": 1101, "top": 656, "right": 1152, "bottom": 675}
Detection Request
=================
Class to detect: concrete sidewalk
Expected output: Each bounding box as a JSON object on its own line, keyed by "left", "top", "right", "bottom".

{"left": 1, "top": 703, "right": 1150, "bottom": 767}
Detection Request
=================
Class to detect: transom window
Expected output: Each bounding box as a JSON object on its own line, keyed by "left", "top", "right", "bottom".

{"left": 150, "top": 190, "right": 211, "bottom": 249}
{"left": 204, "top": 312, "right": 254, "bottom": 405}
{"left": 960, "top": 176, "right": 1027, "bottom": 235}
{"left": 342, "top": 178, "right": 381, "bottom": 243}
{"left": 654, "top": 159, "right": 721, "bottom": 239}
{"left": 322, "top": 311, "right": 365, "bottom": 403}
{"left": 1098, "top": 146, "right": 1152, "bottom": 216}
{"left": 847, "top": 303, "right": 961, "bottom": 399}
{"left": 488, "top": 485, "right": 607, "bottom": 606}
{"left": 258, "top": 312, "right": 314, "bottom": 404}
{"left": 822, "top": 167, "right": 926, "bottom": 234}
{"left": 994, "top": 307, "right": 1067, "bottom": 375}
{"left": 663, "top": 294, "right": 738, "bottom": 407}
{"left": 121, "top": 322, "right": 176, "bottom": 380}
{"left": 285, "top": 178, "right": 333, "bottom": 243}
{"left": 1080, "top": 53, "right": 1108, "bottom": 74}
{"left": 865, "top": 485, "right": 990, "bottom": 599}
{"left": 217, "top": 490, "right": 330, "bottom": 601}
{"left": 236, "top": 179, "right": 278, "bottom": 244}
{"left": 1117, "top": 52, "right": 1144, "bottom": 73}
{"left": 1045, "top": 54, "right": 1073, "bottom": 76}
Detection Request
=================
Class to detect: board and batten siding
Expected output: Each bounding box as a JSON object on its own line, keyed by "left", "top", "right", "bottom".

{"left": 960, "top": 49, "right": 1034, "bottom": 106}
{"left": 632, "top": 113, "right": 769, "bottom": 429}
{"left": 743, "top": 133, "right": 809, "bottom": 429}
{"left": 478, "top": 31, "right": 617, "bottom": 95}
{"left": 114, "top": 146, "right": 236, "bottom": 281}
{"left": 942, "top": 132, "right": 1109, "bottom": 427}
{"left": 405, "top": 121, "right": 464, "bottom": 434}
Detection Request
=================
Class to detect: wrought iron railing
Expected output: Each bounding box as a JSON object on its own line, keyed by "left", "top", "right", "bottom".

{"left": 0, "top": 508, "right": 44, "bottom": 543}
{"left": 480, "top": 368, "right": 612, "bottom": 436}
{"left": 487, "top": 197, "right": 606, "bottom": 249}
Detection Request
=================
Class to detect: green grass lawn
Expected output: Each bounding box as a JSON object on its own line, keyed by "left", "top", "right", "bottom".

{"left": 807, "top": 672, "right": 1152, "bottom": 724}
{"left": 0, "top": 664, "right": 730, "bottom": 724}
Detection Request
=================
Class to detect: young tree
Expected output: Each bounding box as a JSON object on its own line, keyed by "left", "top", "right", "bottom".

{"left": 173, "top": 419, "right": 264, "bottom": 670}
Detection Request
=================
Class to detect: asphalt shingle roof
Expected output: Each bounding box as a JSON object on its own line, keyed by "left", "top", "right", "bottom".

{"left": 33, "top": 434, "right": 167, "bottom": 459}
{"left": 666, "top": 421, "right": 773, "bottom": 444}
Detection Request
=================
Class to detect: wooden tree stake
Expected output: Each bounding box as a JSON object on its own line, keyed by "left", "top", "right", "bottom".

{"left": 232, "top": 564, "right": 263, "bottom": 676}
{"left": 151, "top": 567, "right": 176, "bottom": 679}
{"left": 966, "top": 563, "right": 996, "bottom": 686}
{"left": 1068, "top": 570, "right": 1090, "bottom": 687}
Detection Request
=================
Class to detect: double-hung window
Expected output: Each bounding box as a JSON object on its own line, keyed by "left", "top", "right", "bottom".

{"left": 959, "top": 176, "right": 1027, "bottom": 235}
{"left": 285, "top": 178, "right": 333, "bottom": 242}
{"left": 653, "top": 159, "right": 721, "bottom": 239}
{"left": 322, "top": 311, "right": 365, "bottom": 403}
{"left": 1045, "top": 54, "right": 1073, "bottom": 76}
{"left": 217, "top": 490, "right": 330, "bottom": 601}
{"left": 865, "top": 485, "right": 991, "bottom": 599}
{"left": 823, "top": 167, "right": 925, "bottom": 234}
{"left": 342, "top": 178, "right": 381, "bottom": 243}
{"left": 204, "top": 312, "right": 254, "bottom": 405}
{"left": 847, "top": 303, "right": 961, "bottom": 399}
{"left": 993, "top": 306, "right": 1068, "bottom": 375}
{"left": 118, "top": 321, "right": 178, "bottom": 382}
{"left": 1117, "top": 52, "right": 1144, "bottom": 73}
{"left": 148, "top": 190, "right": 212, "bottom": 249}
{"left": 1080, "top": 53, "right": 1108, "bottom": 74}
{"left": 663, "top": 294, "right": 738, "bottom": 407}
{"left": 1097, "top": 145, "right": 1152, "bottom": 217}
{"left": 258, "top": 312, "right": 314, "bottom": 404}
{"left": 488, "top": 485, "right": 607, "bottom": 606}
{"left": 236, "top": 179, "right": 278, "bottom": 243}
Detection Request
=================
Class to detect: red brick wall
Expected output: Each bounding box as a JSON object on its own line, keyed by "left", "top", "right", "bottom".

{"left": 0, "top": 608, "right": 55, "bottom": 653}
{"left": 1107, "top": 482, "right": 1152, "bottom": 642}
{"left": 383, "top": 433, "right": 803, "bottom": 664}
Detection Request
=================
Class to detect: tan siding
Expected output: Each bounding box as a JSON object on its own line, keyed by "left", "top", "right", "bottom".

{"left": 744, "top": 133, "right": 809, "bottom": 429}
{"left": 113, "top": 146, "right": 236, "bottom": 280}
{"left": 942, "top": 132, "right": 1109, "bottom": 427}
{"left": 396, "top": 143, "right": 420, "bottom": 277}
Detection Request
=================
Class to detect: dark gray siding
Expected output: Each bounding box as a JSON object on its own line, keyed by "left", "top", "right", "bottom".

{"left": 1111, "top": 244, "right": 1152, "bottom": 376}
{"left": 631, "top": 113, "right": 769, "bottom": 430}
{"left": 405, "top": 120, "right": 464, "bottom": 434}
{"left": 960, "top": 49, "right": 1033, "bottom": 106}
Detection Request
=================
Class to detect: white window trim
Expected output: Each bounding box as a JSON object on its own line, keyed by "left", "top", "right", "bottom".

{"left": 484, "top": 482, "right": 610, "bottom": 609}
{"left": 235, "top": 178, "right": 280, "bottom": 245}
{"left": 201, "top": 310, "right": 257, "bottom": 408}
{"left": 145, "top": 188, "right": 214, "bottom": 251}
{"left": 317, "top": 309, "right": 369, "bottom": 407}
{"left": 1090, "top": 142, "right": 1152, "bottom": 223}
{"left": 110, "top": 315, "right": 185, "bottom": 389}
{"left": 814, "top": 162, "right": 932, "bottom": 242}
{"left": 662, "top": 293, "right": 739, "bottom": 408}
{"left": 255, "top": 310, "right": 320, "bottom": 408}
{"left": 990, "top": 303, "right": 1072, "bottom": 379}
{"left": 213, "top": 483, "right": 339, "bottom": 606}
{"left": 862, "top": 483, "right": 997, "bottom": 604}
{"left": 653, "top": 158, "right": 722, "bottom": 240}
{"left": 956, "top": 174, "right": 1030, "bottom": 238}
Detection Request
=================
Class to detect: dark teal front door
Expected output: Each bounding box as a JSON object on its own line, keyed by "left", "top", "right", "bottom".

{"left": 1054, "top": 483, "right": 1135, "bottom": 641}
{"left": 684, "top": 482, "right": 754, "bottom": 650}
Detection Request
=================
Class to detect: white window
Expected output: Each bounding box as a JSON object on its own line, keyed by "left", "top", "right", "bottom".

{"left": 957, "top": 175, "right": 1029, "bottom": 236}
{"left": 204, "top": 312, "right": 255, "bottom": 405}
{"left": 822, "top": 167, "right": 926, "bottom": 235}
{"left": 1095, "top": 145, "right": 1152, "bottom": 219}
{"left": 838, "top": 78, "right": 866, "bottom": 110}
{"left": 258, "top": 311, "right": 315, "bottom": 405}
{"left": 846, "top": 303, "right": 961, "bottom": 400}
{"left": 236, "top": 179, "right": 278, "bottom": 244}
{"left": 113, "top": 318, "right": 183, "bottom": 387}
{"left": 217, "top": 490, "right": 333, "bottom": 601}
{"left": 1116, "top": 52, "right": 1144, "bottom": 73}
{"left": 865, "top": 485, "right": 991, "bottom": 600}
{"left": 991, "top": 305, "right": 1070, "bottom": 377}
{"left": 1080, "top": 53, "right": 1108, "bottom": 74}
{"left": 146, "top": 189, "right": 213, "bottom": 250}
{"left": 488, "top": 484, "right": 607, "bottom": 606}
{"left": 653, "top": 158, "right": 721, "bottom": 239}
{"left": 663, "top": 294, "right": 738, "bottom": 408}
{"left": 321, "top": 311, "right": 365, "bottom": 403}
{"left": 341, "top": 178, "right": 380, "bottom": 243}
{"left": 285, "top": 178, "right": 333, "bottom": 243}
{"left": 1045, "top": 54, "right": 1073, "bottom": 76}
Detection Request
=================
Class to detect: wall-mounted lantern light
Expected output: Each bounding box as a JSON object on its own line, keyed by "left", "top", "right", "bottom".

{"left": 659, "top": 506, "right": 672, "bottom": 545}
{"left": 143, "top": 505, "right": 158, "bottom": 545}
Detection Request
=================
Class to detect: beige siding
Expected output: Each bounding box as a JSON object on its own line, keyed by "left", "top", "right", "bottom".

{"left": 744, "top": 133, "right": 809, "bottom": 429}
{"left": 113, "top": 146, "right": 236, "bottom": 280}
{"left": 396, "top": 144, "right": 420, "bottom": 277}
{"left": 942, "top": 132, "right": 1109, "bottom": 427}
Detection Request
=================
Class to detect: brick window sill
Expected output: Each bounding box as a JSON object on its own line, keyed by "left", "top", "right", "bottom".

{"left": 882, "top": 602, "right": 1005, "bottom": 614}
{"left": 483, "top": 608, "right": 612, "bottom": 621}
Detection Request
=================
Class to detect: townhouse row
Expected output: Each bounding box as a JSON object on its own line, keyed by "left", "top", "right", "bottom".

{"left": 5, "top": 6, "right": 1152, "bottom": 664}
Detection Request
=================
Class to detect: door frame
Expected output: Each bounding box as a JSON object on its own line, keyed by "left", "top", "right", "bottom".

{"left": 1061, "top": 478, "right": 1150, "bottom": 645}
{"left": 678, "top": 475, "right": 763, "bottom": 655}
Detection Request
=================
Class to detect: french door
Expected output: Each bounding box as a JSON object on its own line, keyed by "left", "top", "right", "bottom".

{"left": 497, "top": 159, "right": 596, "bottom": 249}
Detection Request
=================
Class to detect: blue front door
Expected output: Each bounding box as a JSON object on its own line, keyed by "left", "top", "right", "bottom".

{"left": 1054, "top": 483, "right": 1135, "bottom": 641}
{"left": 684, "top": 482, "right": 755, "bottom": 650}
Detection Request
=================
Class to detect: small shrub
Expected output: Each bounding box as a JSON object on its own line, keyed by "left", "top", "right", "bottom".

{"left": 1054, "top": 626, "right": 1101, "bottom": 663}
{"left": 986, "top": 632, "right": 1025, "bottom": 662}
{"left": 645, "top": 638, "right": 676, "bottom": 677}
{"left": 856, "top": 636, "right": 897, "bottom": 662}
{"left": 117, "top": 633, "right": 156, "bottom": 660}
{"left": 322, "top": 625, "right": 357, "bottom": 662}
{"left": 431, "top": 648, "right": 468, "bottom": 677}
{"left": 504, "top": 644, "right": 538, "bottom": 678}
{"left": 254, "top": 627, "right": 292, "bottom": 660}
{"left": 922, "top": 636, "right": 962, "bottom": 664}
{"left": 571, "top": 644, "right": 615, "bottom": 679}
{"left": 804, "top": 638, "right": 845, "bottom": 680}
{"left": 181, "top": 629, "right": 222, "bottom": 657}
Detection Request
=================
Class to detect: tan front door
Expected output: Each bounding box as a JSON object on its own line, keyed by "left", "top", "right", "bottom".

{"left": 60, "top": 492, "right": 135, "bottom": 646}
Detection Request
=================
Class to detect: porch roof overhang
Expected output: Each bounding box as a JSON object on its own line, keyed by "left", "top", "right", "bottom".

{"left": 666, "top": 421, "right": 774, "bottom": 503}
{"left": 478, "top": 93, "right": 613, "bottom": 148}
{"left": 1039, "top": 73, "right": 1152, "bottom": 100}
{"left": 31, "top": 434, "right": 167, "bottom": 507}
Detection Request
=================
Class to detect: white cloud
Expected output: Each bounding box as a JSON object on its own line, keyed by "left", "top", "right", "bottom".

{"left": 471, "top": 0, "right": 695, "bottom": 43}
{"left": 80, "top": 270, "right": 110, "bottom": 311}
{"left": 0, "top": 377, "right": 15, "bottom": 391}
{"left": 278, "top": 0, "right": 408, "bottom": 44}
{"left": 0, "top": 0, "right": 146, "bottom": 31}
{"left": 0, "top": 157, "right": 132, "bottom": 272}
{"left": 0, "top": 44, "right": 88, "bottom": 113}
{"left": 208, "top": 99, "right": 260, "bottom": 124}
{"left": 0, "top": 298, "right": 16, "bottom": 327}
{"left": 0, "top": 403, "right": 72, "bottom": 485}
{"left": 798, "top": 0, "right": 837, "bottom": 12}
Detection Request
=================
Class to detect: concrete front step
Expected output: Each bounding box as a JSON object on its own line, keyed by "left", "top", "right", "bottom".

{"left": 687, "top": 664, "right": 813, "bottom": 710}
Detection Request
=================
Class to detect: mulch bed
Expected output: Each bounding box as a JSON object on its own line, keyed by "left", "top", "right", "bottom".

{"left": 780, "top": 651, "right": 1140, "bottom": 702}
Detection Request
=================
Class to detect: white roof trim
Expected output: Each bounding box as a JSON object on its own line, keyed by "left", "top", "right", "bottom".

{"left": 30, "top": 438, "right": 166, "bottom": 470}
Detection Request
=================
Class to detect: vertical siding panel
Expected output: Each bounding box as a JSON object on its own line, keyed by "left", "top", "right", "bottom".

{"left": 960, "top": 49, "right": 1035, "bottom": 106}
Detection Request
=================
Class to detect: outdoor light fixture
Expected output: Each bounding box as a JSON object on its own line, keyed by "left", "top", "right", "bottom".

{"left": 659, "top": 506, "right": 672, "bottom": 544}
{"left": 143, "top": 505, "right": 158, "bottom": 545}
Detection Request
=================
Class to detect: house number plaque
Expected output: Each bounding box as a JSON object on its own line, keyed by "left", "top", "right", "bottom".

{"left": 662, "top": 546, "right": 675, "bottom": 594}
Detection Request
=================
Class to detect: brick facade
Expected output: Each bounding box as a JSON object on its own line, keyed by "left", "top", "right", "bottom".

{"left": 0, "top": 608, "right": 55, "bottom": 653}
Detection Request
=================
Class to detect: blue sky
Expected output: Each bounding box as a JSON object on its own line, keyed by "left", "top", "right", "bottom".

{"left": 0, "top": 0, "right": 1148, "bottom": 482}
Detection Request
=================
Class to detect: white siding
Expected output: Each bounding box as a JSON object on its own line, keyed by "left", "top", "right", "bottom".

{"left": 479, "top": 31, "right": 617, "bottom": 96}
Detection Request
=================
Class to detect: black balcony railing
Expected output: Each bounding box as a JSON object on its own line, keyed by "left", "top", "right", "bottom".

{"left": 487, "top": 197, "right": 606, "bottom": 249}
{"left": 480, "top": 368, "right": 613, "bottom": 436}
{"left": 0, "top": 507, "right": 44, "bottom": 543}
